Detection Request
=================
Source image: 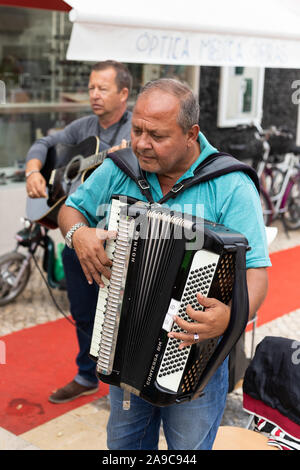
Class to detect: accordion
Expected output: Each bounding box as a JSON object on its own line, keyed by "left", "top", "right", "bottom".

{"left": 89, "top": 196, "right": 250, "bottom": 407}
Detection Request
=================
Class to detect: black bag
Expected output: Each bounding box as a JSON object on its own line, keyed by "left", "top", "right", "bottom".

{"left": 243, "top": 336, "right": 300, "bottom": 426}
{"left": 268, "top": 132, "right": 294, "bottom": 156}
{"left": 221, "top": 129, "right": 264, "bottom": 162}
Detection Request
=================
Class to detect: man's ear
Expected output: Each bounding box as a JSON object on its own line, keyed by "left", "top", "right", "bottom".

{"left": 186, "top": 124, "right": 200, "bottom": 147}
{"left": 120, "top": 87, "right": 129, "bottom": 103}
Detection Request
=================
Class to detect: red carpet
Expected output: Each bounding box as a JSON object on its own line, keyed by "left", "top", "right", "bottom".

{"left": 0, "top": 245, "right": 299, "bottom": 436}
{"left": 249, "top": 245, "right": 300, "bottom": 329}
{"left": 0, "top": 318, "right": 108, "bottom": 435}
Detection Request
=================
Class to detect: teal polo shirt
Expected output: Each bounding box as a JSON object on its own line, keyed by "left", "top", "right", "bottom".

{"left": 66, "top": 132, "right": 271, "bottom": 269}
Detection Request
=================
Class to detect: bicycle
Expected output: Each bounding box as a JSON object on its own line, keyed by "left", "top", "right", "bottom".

{"left": 225, "top": 123, "right": 300, "bottom": 229}
{"left": 0, "top": 218, "right": 66, "bottom": 306}
{"left": 257, "top": 136, "right": 300, "bottom": 230}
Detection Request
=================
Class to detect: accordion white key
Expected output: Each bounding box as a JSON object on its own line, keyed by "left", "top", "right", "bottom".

{"left": 89, "top": 196, "right": 250, "bottom": 406}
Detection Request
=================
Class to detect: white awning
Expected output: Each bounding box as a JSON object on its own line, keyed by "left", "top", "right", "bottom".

{"left": 64, "top": 0, "right": 300, "bottom": 68}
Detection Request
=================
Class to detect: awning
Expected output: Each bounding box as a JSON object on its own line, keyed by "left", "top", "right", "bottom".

{"left": 65, "top": 0, "right": 300, "bottom": 68}
{"left": 0, "top": 0, "right": 71, "bottom": 11}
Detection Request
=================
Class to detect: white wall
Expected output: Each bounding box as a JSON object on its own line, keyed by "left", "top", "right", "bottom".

{"left": 0, "top": 182, "right": 27, "bottom": 253}
{"left": 0, "top": 182, "right": 63, "bottom": 254}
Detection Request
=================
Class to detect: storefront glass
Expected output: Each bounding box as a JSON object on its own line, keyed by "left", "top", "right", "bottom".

{"left": 0, "top": 5, "right": 198, "bottom": 169}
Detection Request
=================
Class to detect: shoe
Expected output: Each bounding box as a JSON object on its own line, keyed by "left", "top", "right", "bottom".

{"left": 48, "top": 380, "right": 98, "bottom": 404}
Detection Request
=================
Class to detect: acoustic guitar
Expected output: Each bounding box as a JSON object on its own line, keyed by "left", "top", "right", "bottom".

{"left": 26, "top": 136, "right": 130, "bottom": 229}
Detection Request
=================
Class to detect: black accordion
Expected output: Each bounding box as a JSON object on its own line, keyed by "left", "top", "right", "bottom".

{"left": 89, "top": 196, "right": 250, "bottom": 407}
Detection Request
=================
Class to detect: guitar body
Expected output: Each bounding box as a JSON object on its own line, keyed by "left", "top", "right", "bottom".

{"left": 46, "top": 136, "right": 101, "bottom": 205}
{"left": 26, "top": 137, "right": 131, "bottom": 229}
{"left": 26, "top": 136, "right": 101, "bottom": 229}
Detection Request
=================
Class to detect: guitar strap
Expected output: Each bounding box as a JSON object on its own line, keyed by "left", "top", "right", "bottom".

{"left": 99, "top": 111, "right": 129, "bottom": 147}
{"left": 107, "top": 147, "right": 260, "bottom": 204}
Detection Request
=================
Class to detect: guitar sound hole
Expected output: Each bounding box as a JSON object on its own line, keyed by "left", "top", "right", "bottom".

{"left": 65, "top": 157, "right": 82, "bottom": 183}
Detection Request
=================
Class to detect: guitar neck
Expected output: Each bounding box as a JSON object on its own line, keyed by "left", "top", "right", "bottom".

{"left": 80, "top": 141, "right": 131, "bottom": 172}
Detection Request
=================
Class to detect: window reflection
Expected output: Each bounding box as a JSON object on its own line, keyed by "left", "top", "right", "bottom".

{"left": 0, "top": 5, "right": 197, "bottom": 168}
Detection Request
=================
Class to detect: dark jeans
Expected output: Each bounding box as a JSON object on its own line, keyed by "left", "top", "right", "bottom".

{"left": 62, "top": 246, "right": 99, "bottom": 386}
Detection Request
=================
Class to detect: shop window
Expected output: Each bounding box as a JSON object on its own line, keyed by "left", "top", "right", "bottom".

{"left": 141, "top": 64, "right": 199, "bottom": 96}
{"left": 0, "top": 5, "right": 199, "bottom": 169}
{"left": 0, "top": 6, "right": 93, "bottom": 168}
{"left": 217, "top": 66, "right": 265, "bottom": 127}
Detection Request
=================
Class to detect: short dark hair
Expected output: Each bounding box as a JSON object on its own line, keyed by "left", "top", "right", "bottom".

{"left": 138, "top": 78, "right": 200, "bottom": 133}
{"left": 91, "top": 60, "right": 132, "bottom": 95}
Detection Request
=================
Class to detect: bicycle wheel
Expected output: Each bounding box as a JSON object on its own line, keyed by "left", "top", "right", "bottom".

{"left": 0, "top": 251, "right": 31, "bottom": 306}
{"left": 259, "top": 187, "right": 273, "bottom": 226}
{"left": 282, "top": 177, "right": 300, "bottom": 230}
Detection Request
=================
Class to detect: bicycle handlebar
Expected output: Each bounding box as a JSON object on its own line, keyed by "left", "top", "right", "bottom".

{"left": 235, "top": 122, "right": 293, "bottom": 141}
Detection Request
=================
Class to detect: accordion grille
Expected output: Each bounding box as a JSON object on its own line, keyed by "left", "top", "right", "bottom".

{"left": 216, "top": 252, "right": 235, "bottom": 305}
{"left": 118, "top": 211, "right": 185, "bottom": 387}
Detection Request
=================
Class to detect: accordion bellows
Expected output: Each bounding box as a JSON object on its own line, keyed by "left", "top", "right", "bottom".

{"left": 90, "top": 196, "right": 250, "bottom": 407}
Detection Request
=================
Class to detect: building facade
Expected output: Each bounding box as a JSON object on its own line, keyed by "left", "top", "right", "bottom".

{"left": 0, "top": 0, "right": 299, "bottom": 252}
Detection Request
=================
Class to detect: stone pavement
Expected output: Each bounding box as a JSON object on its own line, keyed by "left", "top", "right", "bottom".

{"left": 0, "top": 220, "right": 300, "bottom": 450}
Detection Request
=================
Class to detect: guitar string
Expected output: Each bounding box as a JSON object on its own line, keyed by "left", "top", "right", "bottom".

{"left": 81, "top": 140, "right": 131, "bottom": 172}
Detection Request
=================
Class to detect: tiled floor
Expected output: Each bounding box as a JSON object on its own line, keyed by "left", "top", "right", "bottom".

{"left": 20, "top": 398, "right": 110, "bottom": 450}
{"left": 19, "top": 395, "right": 168, "bottom": 450}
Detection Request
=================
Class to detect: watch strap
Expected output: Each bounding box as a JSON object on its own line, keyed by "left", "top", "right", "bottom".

{"left": 25, "top": 169, "right": 40, "bottom": 179}
{"left": 65, "top": 222, "right": 88, "bottom": 249}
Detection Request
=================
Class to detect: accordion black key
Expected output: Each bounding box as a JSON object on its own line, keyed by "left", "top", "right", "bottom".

{"left": 90, "top": 196, "right": 250, "bottom": 407}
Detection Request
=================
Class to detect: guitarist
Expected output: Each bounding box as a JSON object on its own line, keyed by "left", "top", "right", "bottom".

{"left": 25, "top": 61, "right": 133, "bottom": 404}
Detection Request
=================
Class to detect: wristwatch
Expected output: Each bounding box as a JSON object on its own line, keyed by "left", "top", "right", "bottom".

{"left": 25, "top": 169, "right": 40, "bottom": 179}
{"left": 65, "top": 222, "right": 88, "bottom": 249}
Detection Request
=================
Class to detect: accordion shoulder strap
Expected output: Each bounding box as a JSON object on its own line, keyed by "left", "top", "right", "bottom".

{"left": 107, "top": 148, "right": 259, "bottom": 204}
{"left": 158, "top": 152, "right": 260, "bottom": 204}
{"left": 107, "top": 147, "right": 154, "bottom": 203}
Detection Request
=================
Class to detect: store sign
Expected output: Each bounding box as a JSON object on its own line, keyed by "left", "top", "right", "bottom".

{"left": 134, "top": 31, "right": 288, "bottom": 67}
{"left": 67, "top": 22, "right": 300, "bottom": 68}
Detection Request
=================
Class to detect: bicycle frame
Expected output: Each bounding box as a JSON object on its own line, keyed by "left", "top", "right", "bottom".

{"left": 259, "top": 151, "right": 300, "bottom": 230}
{"left": 268, "top": 154, "right": 299, "bottom": 215}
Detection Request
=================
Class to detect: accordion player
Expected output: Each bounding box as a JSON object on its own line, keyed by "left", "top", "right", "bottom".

{"left": 89, "top": 196, "right": 250, "bottom": 407}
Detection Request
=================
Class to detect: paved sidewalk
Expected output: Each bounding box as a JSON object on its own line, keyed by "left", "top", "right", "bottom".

{"left": 1, "top": 220, "right": 299, "bottom": 450}
{"left": 0, "top": 427, "right": 39, "bottom": 450}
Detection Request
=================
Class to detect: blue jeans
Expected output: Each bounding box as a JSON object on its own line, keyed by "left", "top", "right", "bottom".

{"left": 62, "top": 246, "right": 99, "bottom": 386}
{"left": 107, "top": 359, "right": 228, "bottom": 450}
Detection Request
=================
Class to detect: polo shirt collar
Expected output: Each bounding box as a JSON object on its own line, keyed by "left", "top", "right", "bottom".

{"left": 176, "top": 132, "right": 218, "bottom": 183}
{"left": 144, "top": 132, "right": 218, "bottom": 198}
